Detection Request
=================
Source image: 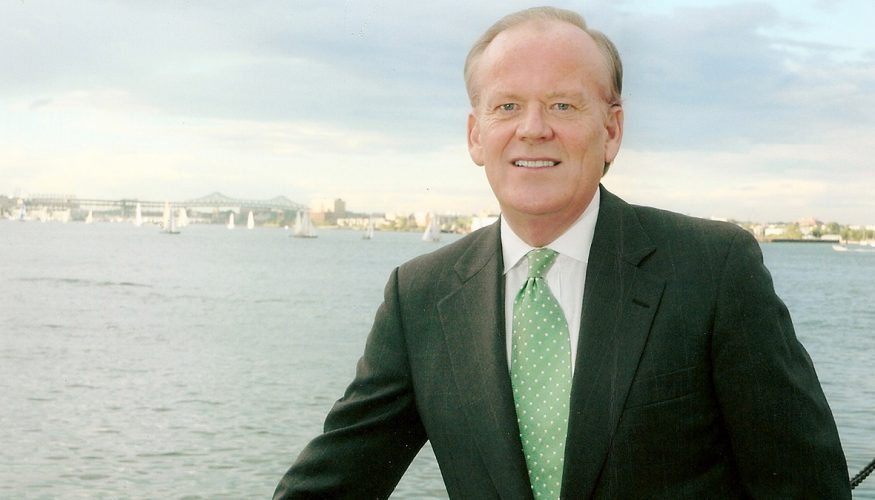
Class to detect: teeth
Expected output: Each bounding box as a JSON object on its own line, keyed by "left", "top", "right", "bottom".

{"left": 514, "top": 160, "right": 556, "bottom": 168}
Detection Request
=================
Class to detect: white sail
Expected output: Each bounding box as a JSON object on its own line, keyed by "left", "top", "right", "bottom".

{"left": 363, "top": 216, "right": 374, "bottom": 240}
{"left": 85, "top": 209, "right": 93, "bottom": 224}
{"left": 177, "top": 207, "right": 189, "bottom": 228}
{"left": 160, "top": 201, "right": 179, "bottom": 233}
{"left": 247, "top": 211, "right": 255, "bottom": 230}
{"left": 422, "top": 213, "right": 441, "bottom": 242}
{"left": 293, "top": 211, "right": 303, "bottom": 234}
{"left": 227, "top": 212, "right": 235, "bottom": 230}
{"left": 162, "top": 201, "right": 171, "bottom": 230}
{"left": 293, "top": 210, "right": 317, "bottom": 238}
{"left": 168, "top": 208, "right": 179, "bottom": 233}
{"left": 134, "top": 203, "right": 143, "bottom": 227}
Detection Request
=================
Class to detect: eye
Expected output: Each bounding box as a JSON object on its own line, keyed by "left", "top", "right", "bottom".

{"left": 498, "top": 103, "right": 518, "bottom": 112}
{"left": 552, "top": 103, "right": 571, "bottom": 111}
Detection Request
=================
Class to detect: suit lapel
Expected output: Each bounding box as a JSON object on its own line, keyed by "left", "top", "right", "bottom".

{"left": 562, "top": 187, "right": 665, "bottom": 498}
{"left": 437, "top": 222, "right": 534, "bottom": 499}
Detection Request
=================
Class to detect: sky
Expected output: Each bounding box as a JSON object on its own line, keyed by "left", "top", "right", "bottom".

{"left": 1, "top": 0, "right": 873, "bottom": 223}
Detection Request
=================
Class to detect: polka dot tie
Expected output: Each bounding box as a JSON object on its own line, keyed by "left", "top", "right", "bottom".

{"left": 511, "top": 248, "right": 572, "bottom": 500}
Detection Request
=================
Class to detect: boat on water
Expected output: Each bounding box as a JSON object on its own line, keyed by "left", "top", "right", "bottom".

{"left": 161, "top": 201, "right": 180, "bottom": 234}
{"left": 363, "top": 217, "right": 375, "bottom": 240}
{"left": 177, "top": 207, "right": 189, "bottom": 228}
{"left": 832, "top": 242, "right": 875, "bottom": 253}
{"left": 227, "top": 212, "right": 235, "bottom": 230}
{"left": 134, "top": 203, "right": 143, "bottom": 227}
{"left": 247, "top": 211, "right": 255, "bottom": 230}
{"left": 85, "top": 210, "right": 94, "bottom": 224}
{"left": 422, "top": 213, "right": 440, "bottom": 243}
{"left": 292, "top": 210, "right": 317, "bottom": 238}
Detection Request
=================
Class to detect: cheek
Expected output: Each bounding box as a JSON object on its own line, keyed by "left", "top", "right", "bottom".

{"left": 566, "top": 129, "right": 605, "bottom": 162}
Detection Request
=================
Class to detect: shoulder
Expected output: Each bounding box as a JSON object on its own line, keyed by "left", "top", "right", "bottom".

{"left": 598, "top": 186, "right": 757, "bottom": 258}
{"left": 394, "top": 222, "right": 500, "bottom": 291}
{"left": 629, "top": 203, "right": 757, "bottom": 252}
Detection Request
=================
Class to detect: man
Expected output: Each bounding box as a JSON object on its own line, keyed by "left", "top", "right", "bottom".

{"left": 275, "top": 7, "right": 850, "bottom": 499}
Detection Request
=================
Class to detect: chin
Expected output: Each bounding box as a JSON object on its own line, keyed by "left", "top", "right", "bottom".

{"left": 502, "top": 199, "right": 570, "bottom": 218}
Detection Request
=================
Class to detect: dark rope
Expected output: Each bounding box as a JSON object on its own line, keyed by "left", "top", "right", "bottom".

{"left": 851, "top": 455, "right": 875, "bottom": 489}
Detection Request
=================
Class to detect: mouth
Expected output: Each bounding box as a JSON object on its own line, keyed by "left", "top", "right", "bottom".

{"left": 513, "top": 159, "right": 560, "bottom": 168}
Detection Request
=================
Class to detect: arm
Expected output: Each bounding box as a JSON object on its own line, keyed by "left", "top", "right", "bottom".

{"left": 712, "top": 231, "right": 850, "bottom": 498}
{"left": 273, "top": 268, "right": 427, "bottom": 499}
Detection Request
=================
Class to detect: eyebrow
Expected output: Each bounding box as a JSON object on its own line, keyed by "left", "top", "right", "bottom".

{"left": 544, "top": 91, "right": 586, "bottom": 101}
{"left": 487, "top": 91, "right": 524, "bottom": 102}
{"left": 486, "top": 91, "right": 587, "bottom": 102}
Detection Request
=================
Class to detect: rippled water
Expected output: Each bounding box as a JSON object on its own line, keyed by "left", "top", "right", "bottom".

{"left": 1, "top": 222, "right": 872, "bottom": 498}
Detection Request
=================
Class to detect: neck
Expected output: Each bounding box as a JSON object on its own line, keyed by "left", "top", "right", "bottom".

{"left": 501, "top": 213, "right": 580, "bottom": 248}
{"left": 501, "top": 188, "right": 597, "bottom": 247}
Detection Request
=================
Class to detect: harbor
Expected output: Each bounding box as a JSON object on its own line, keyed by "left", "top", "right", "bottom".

{"left": 1, "top": 221, "right": 873, "bottom": 498}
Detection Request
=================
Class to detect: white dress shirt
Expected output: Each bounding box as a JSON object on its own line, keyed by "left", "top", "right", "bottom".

{"left": 501, "top": 189, "right": 600, "bottom": 375}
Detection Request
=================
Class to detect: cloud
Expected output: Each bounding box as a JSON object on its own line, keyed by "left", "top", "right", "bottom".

{"left": 611, "top": 2, "right": 875, "bottom": 150}
{"left": 812, "top": 0, "right": 845, "bottom": 10}
{"left": 0, "top": 1, "right": 872, "bottom": 222}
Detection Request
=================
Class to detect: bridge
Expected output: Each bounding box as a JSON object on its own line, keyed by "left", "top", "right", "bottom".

{"left": 21, "top": 192, "right": 308, "bottom": 215}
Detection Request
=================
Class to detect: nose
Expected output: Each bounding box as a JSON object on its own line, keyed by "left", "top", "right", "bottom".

{"left": 516, "top": 105, "right": 553, "bottom": 142}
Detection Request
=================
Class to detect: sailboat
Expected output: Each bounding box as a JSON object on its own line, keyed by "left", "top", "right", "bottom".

{"left": 161, "top": 201, "right": 180, "bottom": 234}
{"left": 17, "top": 204, "right": 26, "bottom": 222}
{"left": 292, "top": 210, "right": 317, "bottom": 238}
{"left": 832, "top": 241, "right": 875, "bottom": 253}
{"left": 247, "top": 211, "right": 255, "bottom": 230}
{"left": 227, "top": 212, "right": 235, "bottom": 230}
{"left": 134, "top": 203, "right": 143, "bottom": 227}
{"left": 422, "top": 213, "right": 441, "bottom": 242}
{"left": 177, "top": 207, "right": 189, "bottom": 228}
{"left": 292, "top": 211, "right": 301, "bottom": 233}
{"left": 85, "top": 209, "right": 94, "bottom": 224}
{"left": 363, "top": 216, "right": 375, "bottom": 240}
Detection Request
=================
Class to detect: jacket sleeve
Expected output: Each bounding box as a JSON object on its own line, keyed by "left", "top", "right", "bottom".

{"left": 273, "top": 268, "right": 427, "bottom": 499}
{"left": 711, "top": 230, "right": 850, "bottom": 498}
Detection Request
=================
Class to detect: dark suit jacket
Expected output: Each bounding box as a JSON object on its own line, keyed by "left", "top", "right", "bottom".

{"left": 274, "top": 186, "right": 850, "bottom": 499}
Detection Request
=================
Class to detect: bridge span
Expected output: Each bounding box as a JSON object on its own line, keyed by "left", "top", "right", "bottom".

{"left": 22, "top": 192, "right": 307, "bottom": 215}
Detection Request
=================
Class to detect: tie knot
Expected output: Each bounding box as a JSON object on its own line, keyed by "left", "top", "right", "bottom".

{"left": 526, "top": 248, "right": 558, "bottom": 279}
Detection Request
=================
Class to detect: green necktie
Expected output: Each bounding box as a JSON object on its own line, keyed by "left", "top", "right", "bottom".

{"left": 511, "top": 248, "right": 572, "bottom": 500}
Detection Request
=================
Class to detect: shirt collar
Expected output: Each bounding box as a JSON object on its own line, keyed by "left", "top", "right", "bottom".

{"left": 501, "top": 188, "right": 600, "bottom": 274}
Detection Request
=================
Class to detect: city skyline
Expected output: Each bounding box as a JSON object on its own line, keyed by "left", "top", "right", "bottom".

{"left": 2, "top": 1, "right": 874, "bottom": 224}
{"left": 5, "top": 190, "right": 874, "bottom": 228}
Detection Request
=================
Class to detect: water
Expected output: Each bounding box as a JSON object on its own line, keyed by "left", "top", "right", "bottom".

{"left": 1, "top": 222, "right": 872, "bottom": 498}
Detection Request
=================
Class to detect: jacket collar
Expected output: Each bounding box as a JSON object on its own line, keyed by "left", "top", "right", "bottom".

{"left": 436, "top": 221, "right": 534, "bottom": 498}
{"left": 438, "top": 185, "right": 664, "bottom": 498}
{"left": 562, "top": 186, "right": 663, "bottom": 498}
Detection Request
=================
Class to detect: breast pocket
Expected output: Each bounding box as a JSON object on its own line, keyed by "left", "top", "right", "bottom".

{"left": 615, "top": 364, "right": 720, "bottom": 467}
{"left": 623, "top": 364, "right": 708, "bottom": 410}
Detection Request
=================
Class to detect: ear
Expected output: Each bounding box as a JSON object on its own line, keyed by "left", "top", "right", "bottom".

{"left": 467, "top": 111, "right": 485, "bottom": 166}
{"left": 603, "top": 104, "right": 624, "bottom": 165}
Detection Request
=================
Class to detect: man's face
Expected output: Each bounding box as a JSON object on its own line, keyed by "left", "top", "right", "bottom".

{"left": 467, "top": 20, "right": 623, "bottom": 226}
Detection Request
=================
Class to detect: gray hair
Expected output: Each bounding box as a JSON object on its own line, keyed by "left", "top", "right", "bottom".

{"left": 463, "top": 6, "right": 623, "bottom": 107}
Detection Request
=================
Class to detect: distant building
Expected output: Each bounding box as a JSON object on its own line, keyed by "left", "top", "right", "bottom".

{"left": 314, "top": 210, "right": 330, "bottom": 225}
{"left": 310, "top": 198, "right": 347, "bottom": 225}
{"left": 764, "top": 224, "right": 787, "bottom": 237}
{"left": 334, "top": 199, "right": 346, "bottom": 217}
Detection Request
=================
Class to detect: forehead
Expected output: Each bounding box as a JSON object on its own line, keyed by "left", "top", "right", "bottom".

{"left": 474, "top": 20, "right": 609, "bottom": 99}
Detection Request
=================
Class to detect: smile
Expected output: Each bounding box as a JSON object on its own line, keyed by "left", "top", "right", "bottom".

{"left": 513, "top": 160, "right": 558, "bottom": 168}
